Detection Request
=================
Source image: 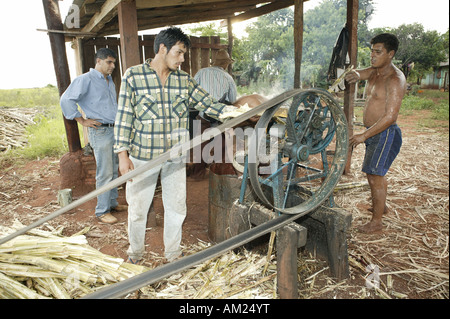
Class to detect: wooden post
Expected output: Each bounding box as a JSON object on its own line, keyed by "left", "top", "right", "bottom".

{"left": 276, "top": 226, "right": 299, "bottom": 299}
{"left": 344, "top": 0, "right": 358, "bottom": 174}
{"left": 293, "top": 0, "right": 304, "bottom": 89}
{"left": 227, "top": 17, "right": 233, "bottom": 75}
{"left": 118, "top": 0, "right": 140, "bottom": 72}
{"left": 190, "top": 36, "right": 201, "bottom": 76}
{"left": 42, "top": 0, "right": 81, "bottom": 153}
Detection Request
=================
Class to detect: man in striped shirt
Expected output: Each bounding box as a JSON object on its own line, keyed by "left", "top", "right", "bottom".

{"left": 114, "top": 27, "right": 228, "bottom": 263}
{"left": 189, "top": 49, "right": 237, "bottom": 179}
{"left": 194, "top": 49, "right": 237, "bottom": 105}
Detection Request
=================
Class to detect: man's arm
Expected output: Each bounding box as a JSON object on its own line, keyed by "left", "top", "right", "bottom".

{"left": 187, "top": 77, "right": 227, "bottom": 121}
{"left": 117, "top": 150, "right": 134, "bottom": 177}
{"left": 345, "top": 67, "right": 375, "bottom": 83}
{"left": 114, "top": 69, "right": 136, "bottom": 176}
{"left": 60, "top": 76, "right": 102, "bottom": 129}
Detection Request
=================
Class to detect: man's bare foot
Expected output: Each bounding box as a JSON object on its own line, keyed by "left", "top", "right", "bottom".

{"left": 368, "top": 206, "right": 389, "bottom": 215}
{"left": 358, "top": 221, "right": 383, "bottom": 234}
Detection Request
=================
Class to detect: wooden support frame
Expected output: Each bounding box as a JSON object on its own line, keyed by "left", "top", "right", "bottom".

{"left": 118, "top": 0, "right": 140, "bottom": 71}
{"left": 293, "top": 0, "right": 304, "bottom": 89}
{"left": 42, "top": 0, "right": 81, "bottom": 153}
{"left": 343, "top": 0, "right": 359, "bottom": 174}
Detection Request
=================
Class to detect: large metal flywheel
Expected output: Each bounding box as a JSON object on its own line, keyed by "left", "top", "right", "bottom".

{"left": 247, "top": 88, "right": 349, "bottom": 215}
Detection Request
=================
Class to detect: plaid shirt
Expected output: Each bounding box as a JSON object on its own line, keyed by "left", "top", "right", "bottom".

{"left": 114, "top": 59, "right": 226, "bottom": 160}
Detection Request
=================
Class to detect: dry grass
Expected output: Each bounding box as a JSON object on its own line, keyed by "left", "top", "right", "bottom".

{"left": 137, "top": 129, "right": 449, "bottom": 300}
{"left": 332, "top": 131, "right": 449, "bottom": 299}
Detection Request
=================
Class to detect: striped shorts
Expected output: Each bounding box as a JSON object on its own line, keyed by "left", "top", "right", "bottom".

{"left": 362, "top": 124, "right": 402, "bottom": 176}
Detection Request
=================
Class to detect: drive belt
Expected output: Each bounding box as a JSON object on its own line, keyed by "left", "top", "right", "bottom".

{"left": 83, "top": 212, "right": 300, "bottom": 299}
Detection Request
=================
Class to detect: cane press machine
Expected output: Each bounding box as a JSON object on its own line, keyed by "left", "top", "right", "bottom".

{"left": 236, "top": 88, "right": 349, "bottom": 216}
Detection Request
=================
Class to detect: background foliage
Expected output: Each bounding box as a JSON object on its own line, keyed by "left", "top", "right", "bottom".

{"left": 223, "top": 0, "right": 448, "bottom": 91}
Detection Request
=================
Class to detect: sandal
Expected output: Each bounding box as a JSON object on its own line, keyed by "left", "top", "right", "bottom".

{"left": 127, "top": 257, "right": 141, "bottom": 265}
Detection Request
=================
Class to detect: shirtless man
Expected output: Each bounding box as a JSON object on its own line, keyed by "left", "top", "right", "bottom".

{"left": 345, "top": 33, "right": 406, "bottom": 234}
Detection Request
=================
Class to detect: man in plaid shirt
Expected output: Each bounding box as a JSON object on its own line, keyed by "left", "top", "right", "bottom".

{"left": 114, "top": 27, "right": 229, "bottom": 264}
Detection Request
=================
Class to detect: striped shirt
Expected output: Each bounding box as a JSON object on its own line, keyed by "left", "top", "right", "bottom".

{"left": 114, "top": 59, "right": 226, "bottom": 160}
{"left": 194, "top": 66, "right": 237, "bottom": 103}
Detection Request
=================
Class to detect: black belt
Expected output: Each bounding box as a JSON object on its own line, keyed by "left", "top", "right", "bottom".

{"left": 100, "top": 123, "right": 115, "bottom": 127}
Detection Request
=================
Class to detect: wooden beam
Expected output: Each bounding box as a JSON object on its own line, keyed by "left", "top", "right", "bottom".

{"left": 42, "top": 0, "right": 81, "bottom": 153}
{"left": 98, "top": 0, "right": 264, "bottom": 36}
{"left": 118, "top": 0, "right": 141, "bottom": 72}
{"left": 135, "top": 3, "right": 259, "bottom": 29}
{"left": 293, "top": 0, "right": 303, "bottom": 89}
{"left": 276, "top": 226, "right": 299, "bottom": 299}
{"left": 228, "top": 0, "right": 295, "bottom": 25}
{"left": 136, "top": 0, "right": 227, "bottom": 9}
{"left": 227, "top": 17, "right": 233, "bottom": 74}
{"left": 81, "top": 0, "right": 121, "bottom": 34}
{"left": 343, "top": 0, "right": 358, "bottom": 174}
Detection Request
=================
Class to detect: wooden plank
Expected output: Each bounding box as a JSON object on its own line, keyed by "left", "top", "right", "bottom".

{"left": 82, "top": 39, "right": 95, "bottom": 73}
{"left": 138, "top": 35, "right": 144, "bottom": 64}
{"left": 181, "top": 42, "right": 191, "bottom": 74}
{"left": 136, "top": 0, "right": 239, "bottom": 9}
{"left": 133, "top": 4, "right": 262, "bottom": 32}
{"left": 118, "top": 0, "right": 140, "bottom": 72}
{"left": 190, "top": 36, "right": 201, "bottom": 76}
{"left": 43, "top": 0, "right": 81, "bottom": 153}
{"left": 210, "top": 35, "right": 221, "bottom": 65}
{"left": 142, "top": 34, "right": 155, "bottom": 60}
{"left": 200, "top": 36, "right": 210, "bottom": 68}
{"left": 99, "top": 1, "right": 261, "bottom": 36}
{"left": 136, "top": 0, "right": 262, "bottom": 17}
{"left": 191, "top": 43, "right": 227, "bottom": 49}
{"left": 276, "top": 226, "right": 299, "bottom": 299}
{"left": 226, "top": 19, "right": 233, "bottom": 74}
{"left": 293, "top": 0, "right": 303, "bottom": 89}
{"left": 228, "top": 0, "right": 295, "bottom": 25}
{"left": 343, "top": 0, "right": 358, "bottom": 174}
{"left": 81, "top": 0, "right": 121, "bottom": 34}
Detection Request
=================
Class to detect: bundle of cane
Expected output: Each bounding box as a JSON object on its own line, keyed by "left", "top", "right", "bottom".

{"left": 328, "top": 65, "right": 355, "bottom": 93}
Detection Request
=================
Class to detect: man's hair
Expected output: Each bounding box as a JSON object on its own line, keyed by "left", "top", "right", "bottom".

{"left": 154, "top": 26, "right": 191, "bottom": 54}
{"left": 95, "top": 48, "right": 117, "bottom": 61}
{"left": 371, "top": 33, "right": 399, "bottom": 54}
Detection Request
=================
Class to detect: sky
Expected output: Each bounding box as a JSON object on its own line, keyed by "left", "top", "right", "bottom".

{"left": 0, "top": 0, "right": 448, "bottom": 90}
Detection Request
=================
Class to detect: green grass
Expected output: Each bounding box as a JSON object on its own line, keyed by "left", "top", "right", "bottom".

{"left": 0, "top": 85, "right": 60, "bottom": 108}
{"left": 0, "top": 86, "right": 85, "bottom": 165}
{"left": 401, "top": 89, "right": 449, "bottom": 123}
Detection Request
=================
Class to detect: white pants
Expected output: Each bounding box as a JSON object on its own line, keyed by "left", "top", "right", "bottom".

{"left": 126, "top": 156, "right": 187, "bottom": 261}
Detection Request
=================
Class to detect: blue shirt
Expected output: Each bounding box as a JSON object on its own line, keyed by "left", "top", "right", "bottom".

{"left": 60, "top": 68, "right": 118, "bottom": 124}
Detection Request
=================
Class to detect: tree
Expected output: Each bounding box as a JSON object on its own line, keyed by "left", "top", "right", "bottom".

{"left": 370, "top": 24, "right": 448, "bottom": 83}
{"left": 233, "top": 0, "right": 375, "bottom": 89}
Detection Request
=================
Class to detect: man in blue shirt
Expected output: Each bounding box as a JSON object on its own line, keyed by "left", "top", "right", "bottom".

{"left": 60, "top": 48, "right": 124, "bottom": 224}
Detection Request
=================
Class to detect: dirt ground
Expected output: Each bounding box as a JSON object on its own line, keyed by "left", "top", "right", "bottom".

{"left": 0, "top": 108, "right": 448, "bottom": 299}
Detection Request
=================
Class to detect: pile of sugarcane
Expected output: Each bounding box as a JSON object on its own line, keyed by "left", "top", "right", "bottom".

{"left": 0, "top": 221, "right": 147, "bottom": 299}
{"left": 0, "top": 107, "right": 37, "bottom": 152}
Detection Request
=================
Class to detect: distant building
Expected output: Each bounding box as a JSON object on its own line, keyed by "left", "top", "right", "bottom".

{"left": 421, "top": 60, "right": 449, "bottom": 91}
